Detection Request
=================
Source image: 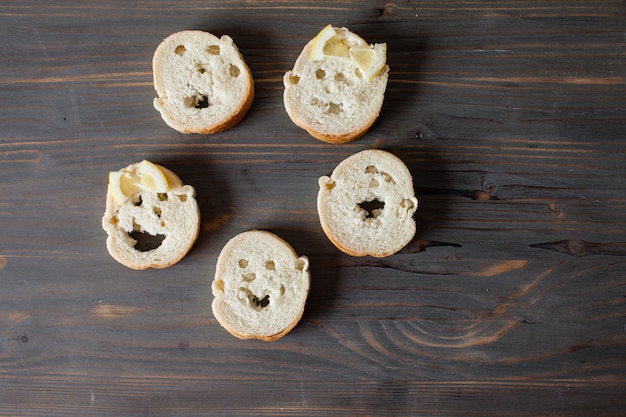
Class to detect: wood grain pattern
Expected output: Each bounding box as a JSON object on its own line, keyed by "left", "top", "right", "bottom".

{"left": 1, "top": 1, "right": 625, "bottom": 415}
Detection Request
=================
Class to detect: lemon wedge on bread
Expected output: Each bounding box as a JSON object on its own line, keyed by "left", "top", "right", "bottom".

{"left": 310, "top": 24, "right": 387, "bottom": 82}
{"left": 109, "top": 160, "right": 169, "bottom": 205}
{"left": 103, "top": 160, "right": 200, "bottom": 270}
{"left": 283, "top": 25, "right": 389, "bottom": 143}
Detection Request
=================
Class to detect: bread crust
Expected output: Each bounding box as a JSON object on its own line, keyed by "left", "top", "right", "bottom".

{"left": 153, "top": 30, "right": 254, "bottom": 134}
{"left": 283, "top": 27, "right": 389, "bottom": 144}
{"left": 317, "top": 149, "right": 418, "bottom": 257}
{"left": 211, "top": 230, "right": 310, "bottom": 341}
{"left": 102, "top": 162, "right": 200, "bottom": 270}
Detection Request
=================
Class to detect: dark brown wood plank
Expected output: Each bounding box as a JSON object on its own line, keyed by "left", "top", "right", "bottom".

{"left": 1, "top": 1, "right": 625, "bottom": 416}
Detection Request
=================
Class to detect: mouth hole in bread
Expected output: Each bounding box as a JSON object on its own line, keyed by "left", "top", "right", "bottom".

{"left": 335, "top": 72, "right": 346, "bottom": 82}
{"left": 198, "top": 67, "right": 206, "bottom": 74}
{"left": 175, "top": 45, "right": 186, "bottom": 56}
{"left": 238, "top": 259, "right": 248, "bottom": 268}
{"left": 128, "top": 230, "right": 166, "bottom": 252}
{"left": 185, "top": 94, "right": 210, "bottom": 109}
{"left": 153, "top": 206, "right": 162, "bottom": 218}
{"left": 207, "top": 45, "right": 220, "bottom": 55}
{"left": 243, "top": 272, "right": 256, "bottom": 282}
{"left": 253, "top": 294, "right": 270, "bottom": 309}
{"left": 157, "top": 193, "right": 168, "bottom": 201}
{"left": 315, "top": 69, "right": 325, "bottom": 79}
{"left": 358, "top": 199, "right": 385, "bottom": 219}
{"left": 240, "top": 288, "right": 270, "bottom": 310}
{"left": 133, "top": 195, "right": 143, "bottom": 207}
{"left": 229, "top": 64, "right": 240, "bottom": 77}
{"left": 265, "top": 260, "right": 275, "bottom": 270}
{"left": 365, "top": 165, "right": 378, "bottom": 174}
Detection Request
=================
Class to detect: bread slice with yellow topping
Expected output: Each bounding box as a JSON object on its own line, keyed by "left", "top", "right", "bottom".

{"left": 102, "top": 160, "right": 200, "bottom": 269}
{"left": 283, "top": 25, "right": 388, "bottom": 144}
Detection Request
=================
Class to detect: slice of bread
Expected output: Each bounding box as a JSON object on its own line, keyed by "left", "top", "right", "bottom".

{"left": 283, "top": 26, "right": 389, "bottom": 144}
{"left": 211, "top": 230, "right": 310, "bottom": 341}
{"left": 153, "top": 30, "right": 254, "bottom": 134}
{"left": 317, "top": 149, "right": 418, "bottom": 257}
{"left": 102, "top": 162, "right": 200, "bottom": 269}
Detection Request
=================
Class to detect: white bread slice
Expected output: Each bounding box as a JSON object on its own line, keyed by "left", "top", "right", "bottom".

{"left": 153, "top": 30, "right": 254, "bottom": 134}
{"left": 211, "top": 230, "right": 310, "bottom": 341}
{"left": 317, "top": 149, "right": 418, "bottom": 257}
{"left": 102, "top": 162, "right": 200, "bottom": 270}
{"left": 283, "top": 26, "right": 389, "bottom": 144}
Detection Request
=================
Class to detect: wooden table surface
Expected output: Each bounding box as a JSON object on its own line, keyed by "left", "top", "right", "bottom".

{"left": 1, "top": 1, "right": 625, "bottom": 415}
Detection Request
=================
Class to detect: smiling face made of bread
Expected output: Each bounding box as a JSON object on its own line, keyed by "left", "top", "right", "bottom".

{"left": 211, "top": 230, "right": 310, "bottom": 341}
{"left": 317, "top": 149, "right": 418, "bottom": 257}
{"left": 102, "top": 161, "right": 200, "bottom": 270}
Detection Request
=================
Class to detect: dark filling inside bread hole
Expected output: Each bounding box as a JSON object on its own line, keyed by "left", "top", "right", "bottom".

{"left": 359, "top": 199, "right": 385, "bottom": 219}
{"left": 129, "top": 230, "right": 166, "bottom": 252}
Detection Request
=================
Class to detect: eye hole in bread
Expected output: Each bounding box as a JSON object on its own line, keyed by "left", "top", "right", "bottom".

{"left": 207, "top": 44, "right": 220, "bottom": 55}
{"left": 315, "top": 69, "right": 325, "bottom": 79}
{"left": 175, "top": 45, "right": 186, "bottom": 56}
{"left": 229, "top": 64, "right": 240, "bottom": 77}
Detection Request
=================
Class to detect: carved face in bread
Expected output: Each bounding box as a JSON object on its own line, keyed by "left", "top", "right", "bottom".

{"left": 283, "top": 26, "right": 389, "bottom": 144}
{"left": 211, "top": 230, "right": 310, "bottom": 341}
{"left": 152, "top": 30, "right": 254, "bottom": 134}
{"left": 102, "top": 163, "right": 200, "bottom": 270}
{"left": 317, "top": 149, "right": 418, "bottom": 257}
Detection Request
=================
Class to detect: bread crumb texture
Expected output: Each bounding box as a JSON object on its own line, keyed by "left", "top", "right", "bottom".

{"left": 153, "top": 30, "right": 254, "bottom": 134}
{"left": 317, "top": 149, "right": 418, "bottom": 257}
{"left": 212, "top": 230, "right": 310, "bottom": 341}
